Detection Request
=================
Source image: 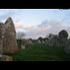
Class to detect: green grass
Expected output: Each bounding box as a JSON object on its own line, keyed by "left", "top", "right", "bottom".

{"left": 4, "top": 43, "right": 70, "bottom": 61}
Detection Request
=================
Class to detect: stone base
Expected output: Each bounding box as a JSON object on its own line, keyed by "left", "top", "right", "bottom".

{"left": 0, "top": 55, "right": 13, "bottom": 61}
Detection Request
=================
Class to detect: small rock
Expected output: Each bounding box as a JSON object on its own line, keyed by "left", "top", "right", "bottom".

{"left": 0, "top": 55, "right": 13, "bottom": 61}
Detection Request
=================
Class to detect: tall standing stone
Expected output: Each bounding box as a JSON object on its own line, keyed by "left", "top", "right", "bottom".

{"left": 0, "top": 23, "right": 4, "bottom": 55}
{"left": 3, "top": 17, "right": 18, "bottom": 54}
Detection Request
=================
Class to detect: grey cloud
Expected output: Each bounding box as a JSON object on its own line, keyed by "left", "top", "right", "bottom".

{"left": 38, "top": 19, "right": 63, "bottom": 28}
{"left": 25, "top": 19, "right": 69, "bottom": 39}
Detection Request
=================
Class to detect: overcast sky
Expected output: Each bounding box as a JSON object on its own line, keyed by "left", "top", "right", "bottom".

{"left": 0, "top": 9, "right": 70, "bottom": 39}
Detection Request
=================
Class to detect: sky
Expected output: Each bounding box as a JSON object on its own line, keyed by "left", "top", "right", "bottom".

{"left": 0, "top": 9, "right": 70, "bottom": 39}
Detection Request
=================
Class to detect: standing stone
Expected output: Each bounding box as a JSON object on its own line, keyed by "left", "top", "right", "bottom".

{"left": 3, "top": 17, "right": 18, "bottom": 54}
{"left": 64, "top": 39, "right": 70, "bottom": 53}
{"left": 37, "top": 40, "right": 41, "bottom": 43}
{"left": 47, "top": 35, "right": 60, "bottom": 47}
{"left": 0, "top": 23, "right": 4, "bottom": 55}
{"left": 21, "top": 45, "right": 25, "bottom": 50}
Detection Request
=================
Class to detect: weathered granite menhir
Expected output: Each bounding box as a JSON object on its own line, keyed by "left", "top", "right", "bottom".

{"left": 0, "top": 17, "right": 18, "bottom": 55}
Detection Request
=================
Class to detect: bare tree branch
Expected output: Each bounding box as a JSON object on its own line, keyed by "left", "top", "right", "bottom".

{"left": 16, "top": 31, "right": 25, "bottom": 40}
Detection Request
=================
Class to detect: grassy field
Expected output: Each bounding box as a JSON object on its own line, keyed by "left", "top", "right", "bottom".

{"left": 5, "top": 43, "right": 70, "bottom": 61}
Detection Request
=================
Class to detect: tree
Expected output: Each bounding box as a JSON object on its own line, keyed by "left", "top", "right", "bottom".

{"left": 58, "top": 30, "right": 68, "bottom": 39}
{"left": 16, "top": 32, "right": 25, "bottom": 44}
{"left": 29, "top": 38, "right": 33, "bottom": 41}
{"left": 48, "top": 34, "right": 54, "bottom": 38}
{"left": 16, "top": 32, "right": 25, "bottom": 40}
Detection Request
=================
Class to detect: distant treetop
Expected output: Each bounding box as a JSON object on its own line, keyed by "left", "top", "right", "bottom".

{"left": 58, "top": 30, "right": 68, "bottom": 39}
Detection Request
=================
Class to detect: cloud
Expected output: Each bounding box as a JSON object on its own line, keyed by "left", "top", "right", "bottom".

{"left": 0, "top": 12, "right": 15, "bottom": 22}
{"left": 25, "top": 19, "right": 70, "bottom": 39}
{"left": 15, "top": 20, "right": 34, "bottom": 33}
{"left": 14, "top": 18, "right": 70, "bottom": 39}
{"left": 0, "top": 9, "right": 21, "bottom": 23}
{"left": 15, "top": 21, "right": 24, "bottom": 28}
